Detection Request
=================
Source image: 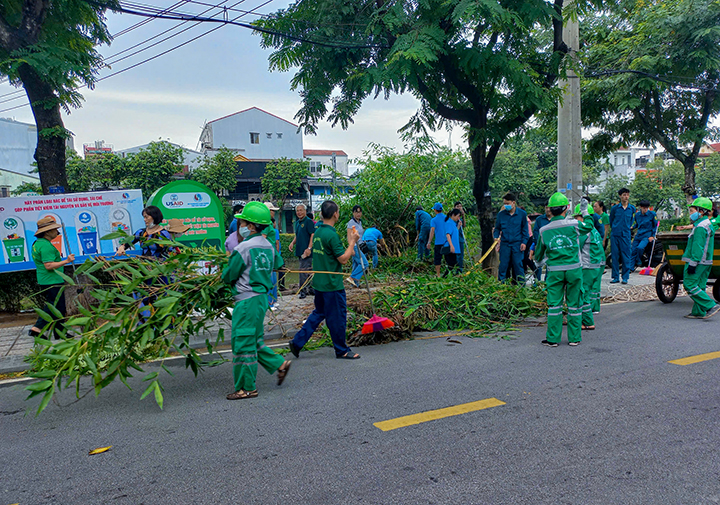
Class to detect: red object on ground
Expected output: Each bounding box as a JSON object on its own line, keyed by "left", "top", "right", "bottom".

{"left": 639, "top": 267, "right": 653, "bottom": 275}
{"left": 362, "top": 314, "right": 395, "bottom": 334}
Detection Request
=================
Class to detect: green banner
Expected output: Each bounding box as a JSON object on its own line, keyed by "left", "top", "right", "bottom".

{"left": 147, "top": 180, "right": 225, "bottom": 249}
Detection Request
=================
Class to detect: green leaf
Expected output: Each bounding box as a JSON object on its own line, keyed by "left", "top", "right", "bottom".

{"left": 154, "top": 382, "right": 164, "bottom": 409}
{"left": 36, "top": 385, "right": 55, "bottom": 416}
{"left": 140, "top": 380, "right": 156, "bottom": 400}
{"left": 26, "top": 380, "right": 53, "bottom": 392}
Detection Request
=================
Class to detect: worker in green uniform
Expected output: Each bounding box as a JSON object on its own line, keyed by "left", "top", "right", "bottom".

{"left": 682, "top": 197, "right": 720, "bottom": 319}
{"left": 574, "top": 204, "right": 605, "bottom": 329}
{"left": 534, "top": 193, "right": 593, "bottom": 347}
{"left": 222, "top": 202, "right": 291, "bottom": 400}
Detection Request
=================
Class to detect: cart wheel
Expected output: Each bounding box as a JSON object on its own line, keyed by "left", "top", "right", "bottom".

{"left": 713, "top": 280, "right": 720, "bottom": 304}
{"left": 655, "top": 263, "right": 679, "bottom": 303}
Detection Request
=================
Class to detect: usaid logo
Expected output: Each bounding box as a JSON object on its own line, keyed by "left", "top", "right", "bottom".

{"left": 161, "top": 192, "right": 210, "bottom": 209}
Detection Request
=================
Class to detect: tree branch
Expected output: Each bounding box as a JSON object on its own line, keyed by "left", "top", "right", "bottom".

{"left": 632, "top": 108, "right": 685, "bottom": 163}
{"left": 0, "top": 0, "right": 50, "bottom": 52}
{"left": 415, "top": 76, "right": 476, "bottom": 124}
{"left": 438, "top": 53, "right": 485, "bottom": 112}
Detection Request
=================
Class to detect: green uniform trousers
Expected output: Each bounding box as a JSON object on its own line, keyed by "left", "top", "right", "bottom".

{"left": 546, "top": 268, "right": 582, "bottom": 343}
{"left": 591, "top": 267, "right": 603, "bottom": 314}
{"left": 582, "top": 267, "right": 603, "bottom": 326}
{"left": 231, "top": 295, "right": 285, "bottom": 392}
{"left": 683, "top": 264, "right": 715, "bottom": 317}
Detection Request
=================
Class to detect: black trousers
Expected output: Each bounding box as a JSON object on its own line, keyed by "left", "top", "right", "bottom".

{"left": 34, "top": 284, "right": 67, "bottom": 333}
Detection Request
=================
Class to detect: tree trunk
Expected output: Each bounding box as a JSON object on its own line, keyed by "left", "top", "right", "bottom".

{"left": 18, "top": 63, "right": 69, "bottom": 194}
{"left": 470, "top": 138, "right": 497, "bottom": 267}
{"left": 682, "top": 158, "right": 697, "bottom": 205}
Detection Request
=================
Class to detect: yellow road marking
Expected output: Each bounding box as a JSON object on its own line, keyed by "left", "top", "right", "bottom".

{"left": 669, "top": 351, "right": 720, "bottom": 366}
{"left": 373, "top": 397, "right": 506, "bottom": 431}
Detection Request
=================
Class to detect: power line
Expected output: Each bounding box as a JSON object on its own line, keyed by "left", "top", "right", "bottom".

{"left": 101, "top": 1, "right": 390, "bottom": 49}
{"left": 0, "top": 0, "right": 272, "bottom": 114}
{"left": 104, "top": 0, "right": 249, "bottom": 66}
{"left": 112, "top": 0, "right": 191, "bottom": 38}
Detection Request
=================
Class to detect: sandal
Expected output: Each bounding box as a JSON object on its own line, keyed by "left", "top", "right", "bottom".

{"left": 277, "top": 361, "right": 291, "bottom": 386}
{"left": 337, "top": 352, "right": 361, "bottom": 360}
{"left": 226, "top": 389, "right": 258, "bottom": 400}
{"left": 582, "top": 325, "right": 595, "bottom": 330}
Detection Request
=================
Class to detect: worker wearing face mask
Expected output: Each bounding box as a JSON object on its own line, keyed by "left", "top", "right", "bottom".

{"left": 493, "top": 193, "right": 529, "bottom": 283}
{"left": 682, "top": 197, "right": 720, "bottom": 319}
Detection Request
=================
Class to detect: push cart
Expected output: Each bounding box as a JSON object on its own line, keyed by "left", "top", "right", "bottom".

{"left": 654, "top": 231, "right": 720, "bottom": 304}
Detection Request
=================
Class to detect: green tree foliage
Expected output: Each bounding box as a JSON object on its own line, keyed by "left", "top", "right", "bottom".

{"left": 583, "top": 0, "right": 720, "bottom": 201}
{"left": 123, "top": 141, "right": 185, "bottom": 200}
{"left": 261, "top": 158, "right": 309, "bottom": 209}
{"left": 345, "top": 143, "right": 471, "bottom": 253}
{"left": 697, "top": 154, "right": 720, "bottom": 197}
{"left": 23, "top": 236, "right": 232, "bottom": 415}
{"left": 255, "top": 0, "right": 595, "bottom": 255}
{"left": 0, "top": 0, "right": 116, "bottom": 193}
{"left": 191, "top": 147, "right": 238, "bottom": 196}
{"left": 65, "top": 149, "right": 126, "bottom": 192}
{"left": 489, "top": 131, "right": 557, "bottom": 212}
{"left": 10, "top": 181, "right": 42, "bottom": 195}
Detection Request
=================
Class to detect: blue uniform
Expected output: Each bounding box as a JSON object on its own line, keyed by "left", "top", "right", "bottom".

{"left": 430, "top": 213, "right": 446, "bottom": 245}
{"left": 630, "top": 210, "right": 658, "bottom": 270}
{"left": 362, "top": 227, "right": 383, "bottom": 268}
{"left": 531, "top": 214, "right": 552, "bottom": 280}
{"left": 444, "top": 219, "right": 460, "bottom": 252}
{"left": 591, "top": 213, "right": 605, "bottom": 240}
{"left": 457, "top": 217, "right": 466, "bottom": 273}
{"left": 493, "top": 207, "right": 529, "bottom": 282}
{"left": 415, "top": 210, "right": 432, "bottom": 260}
{"left": 609, "top": 203, "right": 636, "bottom": 282}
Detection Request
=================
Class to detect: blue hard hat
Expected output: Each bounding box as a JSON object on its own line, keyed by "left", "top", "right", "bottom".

{"left": 433, "top": 202, "right": 443, "bottom": 211}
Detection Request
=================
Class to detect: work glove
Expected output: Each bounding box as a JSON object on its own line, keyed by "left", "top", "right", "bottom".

{"left": 580, "top": 198, "right": 590, "bottom": 217}
{"left": 687, "top": 264, "right": 697, "bottom": 275}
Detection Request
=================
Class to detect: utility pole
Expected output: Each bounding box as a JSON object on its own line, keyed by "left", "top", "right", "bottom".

{"left": 331, "top": 152, "right": 337, "bottom": 194}
{"left": 557, "top": 7, "right": 582, "bottom": 208}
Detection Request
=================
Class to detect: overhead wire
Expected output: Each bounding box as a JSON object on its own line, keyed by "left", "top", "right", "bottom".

{"left": 0, "top": 0, "right": 273, "bottom": 114}
{"left": 103, "top": 0, "right": 249, "bottom": 66}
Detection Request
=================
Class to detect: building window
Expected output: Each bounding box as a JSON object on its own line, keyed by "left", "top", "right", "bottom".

{"left": 250, "top": 132, "right": 259, "bottom": 144}
{"left": 0, "top": 187, "right": 8, "bottom": 197}
{"left": 266, "top": 133, "right": 273, "bottom": 139}
{"left": 309, "top": 161, "right": 323, "bottom": 173}
{"left": 276, "top": 133, "right": 283, "bottom": 139}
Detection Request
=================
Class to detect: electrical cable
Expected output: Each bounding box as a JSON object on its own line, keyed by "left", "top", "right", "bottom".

{"left": 112, "top": 0, "right": 191, "bottom": 38}
{"left": 104, "top": 0, "right": 248, "bottom": 66}
{"left": 0, "top": 0, "right": 272, "bottom": 114}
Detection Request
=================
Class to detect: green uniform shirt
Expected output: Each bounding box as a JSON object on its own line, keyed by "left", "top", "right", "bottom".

{"left": 598, "top": 212, "right": 610, "bottom": 226}
{"left": 222, "top": 233, "right": 283, "bottom": 300}
{"left": 31, "top": 237, "right": 64, "bottom": 285}
{"left": 579, "top": 225, "right": 605, "bottom": 268}
{"left": 682, "top": 217, "right": 715, "bottom": 267}
{"left": 535, "top": 216, "right": 593, "bottom": 272}
{"left": 311, "top": 223, "right": 346, "bottom": 292}
{"left": 293, "top": 216, "right": 315, "bottom": 257}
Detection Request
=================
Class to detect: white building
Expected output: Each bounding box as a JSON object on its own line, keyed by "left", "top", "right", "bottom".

{"left": 0, "top": 117, "right": 37, "bottom": 177}
{"left": 605, "top": 147, "right": 656, "bottom": 181}
{"left": 199, "top": 107, "right": 303, "bottom": 161}
{"left": 116, "top": 142, "right": 204, "bottom": 176}
{"left": 303, "top": 149, "right": 349, "bottom": 177}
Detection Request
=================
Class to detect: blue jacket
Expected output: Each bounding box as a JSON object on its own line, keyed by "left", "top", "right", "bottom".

{"left": 415, "top": 210, "right": 432, "bottom": 231}
{"left": 362, "top": 227, "right": 383, "bottom": 243}
{"left": 430, "top": 212, "right": 446, "bottom": 245}
{"left": 493, "top": 207, "right": 529, "bottom": 245}
{"left": 444, "top": 219, "right": 460, "bottom": 252}
{"left": 591, "top": 213, "right": 605, "bottom": 239}
{"left": 633, "top": 210, "right": 657, "bottom": 241}
{"left": 609, "top": 203, "right": 636, "bottom": 237}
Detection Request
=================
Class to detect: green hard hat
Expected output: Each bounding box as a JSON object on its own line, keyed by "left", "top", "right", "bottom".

{"left": 690, "top": 196, "right": 713, "bottom": 211}
{"left": 548, "top": 192, "right": 569, "bottom": 207}
{"left": 573, "top": 204, "right": 583, "bottom": 216}
{"left": 237, "top": 201, "right": 271, "bottom": 225}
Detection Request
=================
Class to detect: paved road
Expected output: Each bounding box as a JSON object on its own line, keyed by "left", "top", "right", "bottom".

{"left": 2, "top": 298, "right": 720, "bottom": 505}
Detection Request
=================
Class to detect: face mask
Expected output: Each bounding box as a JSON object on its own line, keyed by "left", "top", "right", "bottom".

{"left": 689, "top": 212, "right": 700, "bottom": 222}
{"left": 503, "top": 204, "right": 513, "bottom": 211}
{"left": 238, "top": 226, "right": 251, "bottom": 238}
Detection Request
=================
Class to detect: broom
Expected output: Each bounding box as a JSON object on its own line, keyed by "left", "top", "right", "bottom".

{"left": 639, "top": 222, "right": 660, "bottom": 275}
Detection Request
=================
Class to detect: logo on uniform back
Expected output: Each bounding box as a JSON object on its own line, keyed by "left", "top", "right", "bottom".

{"left": 549, "top": 235, "right": 575, "bottom": 251}
{"left": 253, "top": 250, "right": 272, "bottom": 272}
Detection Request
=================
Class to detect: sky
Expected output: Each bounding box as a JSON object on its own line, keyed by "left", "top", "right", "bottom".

{"left": 0, "top": 0, "right": 454, "bottom": 162}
